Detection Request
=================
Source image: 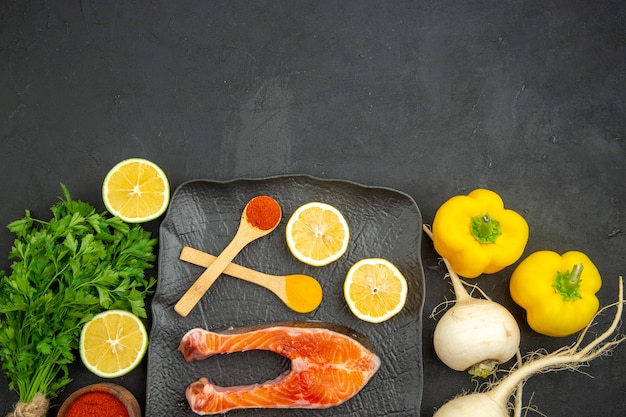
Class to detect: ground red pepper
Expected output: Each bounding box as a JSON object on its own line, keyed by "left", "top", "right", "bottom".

{"left": 66, "top": 391, "right": 129, "bottom": 417}
{"left": 245, "top": 196, "right": 281, "bottom": 230}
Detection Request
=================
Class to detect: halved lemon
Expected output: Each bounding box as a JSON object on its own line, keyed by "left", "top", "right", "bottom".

{"left": 344, "top": 258, "right": 408, "bottom": 323}
{"left": 102, "top": 158, "right": 170, "bottom": 223}
{"left": 79, "top": 310, "right": 149, "bottom": 378}
{"left": 285, "top": 202, "right": 350, "bottom": 266}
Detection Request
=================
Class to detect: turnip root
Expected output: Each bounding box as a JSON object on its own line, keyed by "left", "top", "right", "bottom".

{"left": 434, "top": 276, "right": 625, "bottom": 417}
{"left": 423, "top": 225, "right": 520, "bottom": 376}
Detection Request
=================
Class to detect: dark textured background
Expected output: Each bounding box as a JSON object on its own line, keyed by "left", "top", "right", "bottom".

{"left": 1, "top": 1, "right": 625, "bottom": 416}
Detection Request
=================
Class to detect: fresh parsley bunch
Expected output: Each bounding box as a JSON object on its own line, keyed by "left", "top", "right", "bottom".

{"left": 0, "top": 184, "right": 157, "bottom": 404}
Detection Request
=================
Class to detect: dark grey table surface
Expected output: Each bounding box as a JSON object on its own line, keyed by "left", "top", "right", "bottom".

{"left": 1, "top": 1, "right": 625, "bottom": 416}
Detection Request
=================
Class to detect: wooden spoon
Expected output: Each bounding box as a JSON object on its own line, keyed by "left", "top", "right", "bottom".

{"left": 174, "top": 196, "right": 282, "bottom": 317}
{"left": 179, "top": 246, "right": 323, "bottom": 313}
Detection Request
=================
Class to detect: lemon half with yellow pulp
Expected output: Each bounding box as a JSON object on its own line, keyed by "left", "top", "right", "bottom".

{"left": 285, "top": 202, "right": 350, "bottom": 266}
{"left": 102, "top": 158, "right": 170, "bottom": 223}
{"left": 344, "top": 258, "right": 408, "bottom": 323}
{"left": 79, "top": 310, "right": 148, "bottom": 378}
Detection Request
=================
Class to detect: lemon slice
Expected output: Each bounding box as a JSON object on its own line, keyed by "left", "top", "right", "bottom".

{"left": 285, "top": 202, "right": 350, "bottom": 266}
{"left": 79, "top": 310, "right": 149, "bottom": 378}
{"left": 344, "top": 258, "right": 408, "bottom": 323}
{"left": 102, "top": 158, "right": 170, "bottom": 223}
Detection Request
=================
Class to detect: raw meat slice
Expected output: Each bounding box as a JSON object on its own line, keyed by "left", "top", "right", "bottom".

{"left": 179, "top": 321, "right": 380, "bottom": 415}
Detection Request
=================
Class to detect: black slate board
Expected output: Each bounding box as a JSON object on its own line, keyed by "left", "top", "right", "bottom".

{"left": 145, "top": 175, "right": 425, "bottom": 416}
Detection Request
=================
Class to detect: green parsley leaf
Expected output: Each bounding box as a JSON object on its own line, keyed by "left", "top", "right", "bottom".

{"left": 0, "top": 184, "right": 157, "bottom": 402}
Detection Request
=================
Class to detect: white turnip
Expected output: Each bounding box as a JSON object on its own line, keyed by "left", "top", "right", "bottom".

{"left": 423, "top": 225, "right": 520, "bottom": 376}
{"left": 433, "top": 277, "right": 625, "bottom": 417}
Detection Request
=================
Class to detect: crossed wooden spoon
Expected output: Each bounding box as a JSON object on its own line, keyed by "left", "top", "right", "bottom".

{"left": 174, "top": 196, "right": 323, "bottom": 317}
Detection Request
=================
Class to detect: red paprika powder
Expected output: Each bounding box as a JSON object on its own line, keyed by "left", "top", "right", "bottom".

{"left": 66, "top": 391, "right": 129, "bottom": 417}
{"left": 245, "top": 196, "right": 281, "bottom": 230}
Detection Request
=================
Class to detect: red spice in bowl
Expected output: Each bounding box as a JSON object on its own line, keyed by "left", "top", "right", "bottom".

{"left": 57, "top": 383, "right": 141, "bottom": 417}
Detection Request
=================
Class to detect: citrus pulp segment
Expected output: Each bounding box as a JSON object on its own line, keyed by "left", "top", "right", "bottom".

{"left": 285, "top": 202, "right": 350, "bottom": 266}
{"left": 344, "top": 258, "right": 408, "bottom": 323}
{"left": 102, "top": 158, "right": 170, "bottom": 223}
{"left": 79, "top": 309, "right": 149, "bottom": 378}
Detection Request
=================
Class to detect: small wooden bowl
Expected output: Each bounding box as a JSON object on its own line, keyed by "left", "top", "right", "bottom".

{"left": 57, "top": 382, "right": 141, "bottom": 417}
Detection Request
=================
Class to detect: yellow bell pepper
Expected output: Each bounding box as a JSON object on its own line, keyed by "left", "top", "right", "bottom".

{"left": 509, "top": 250, "right": 601, "bottom": 337}
{"left": 431, "top": 189, "right": 529, "bottom": 278}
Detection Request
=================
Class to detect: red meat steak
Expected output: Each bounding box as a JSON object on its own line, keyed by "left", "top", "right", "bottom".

{"left": 179, "top": 321, "right": 381, "bottom": 415}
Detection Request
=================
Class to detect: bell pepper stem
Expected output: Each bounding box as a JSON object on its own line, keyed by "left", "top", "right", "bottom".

{"left": 554, "top": 263, "right": 584, "bottom": 300}
{"left": 479, "top": 215, "right": 493, "bottom": 236}
{"left": 471, "top": 213, "right": 502, "bottom": 244}
{"left": 569, "top": 263, "right": 583, "bottom": 289}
